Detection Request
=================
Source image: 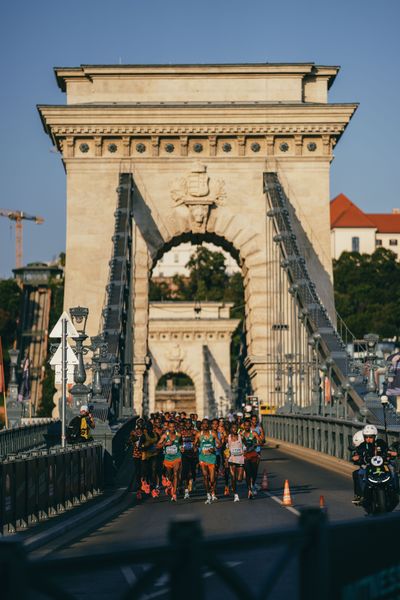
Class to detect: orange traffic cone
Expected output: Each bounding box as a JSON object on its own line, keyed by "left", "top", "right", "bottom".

{"left": 319, "top": 495, "right": 326, "bottom": 510}
{"left": 261, "top": 469, "right": 269, "bottom": 491}
{"left": 282, "top": 479, "right": 293, "bottom": 506}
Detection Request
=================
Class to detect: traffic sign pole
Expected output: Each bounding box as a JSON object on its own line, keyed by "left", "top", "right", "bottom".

{"left": 61, "top": 317, "right": 67, "bottom": 448}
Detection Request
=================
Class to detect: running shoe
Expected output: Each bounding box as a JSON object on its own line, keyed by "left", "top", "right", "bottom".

{"left": 248, "top": 489, "right": 253, "bottom": 500}
{"left": 143, "top": 482, "right": 151, "bottom": 495}
{"left": 140, "top": 479, "right": 147, "bottom": 492}
{"left": 171, "top": 494, "right": 177, "bottom": 502}
{"left": 151, "top": 488, "right": 160, "bottom": 498}
{"left": 252, "top": 486, "right": 258, "bottom": 497}
{"left": 234, "top": 494, "right": 240, "bottom": 502}
{"left": 205, "top": 493, "right": 212, "bottom": 505}
{"left": 224, "top": 486, "right": 230, "bottom": 496}
{"left": 211, "top": 494, "right": 218, "bottom": 502}
{"left": 184, "top": 489, "right": 190, "bottom": 500}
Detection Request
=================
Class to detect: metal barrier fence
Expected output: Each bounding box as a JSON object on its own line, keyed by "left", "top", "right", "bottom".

{"left": 0, "top": 442, "right": 103, "bottom": 535}
{"left": 263, "top": 413, "right": 400, "bottom": 461}
{"left": 0, "top": 420, "right": 58, "bottom": 458}
{"left": 1, "top": 509, "right": 399, "bottom": 599}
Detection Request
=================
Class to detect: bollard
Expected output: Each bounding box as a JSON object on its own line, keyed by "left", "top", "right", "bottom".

{"left": 47, "top": 453, "right": 56, "bottom": 516}
{"left": 0, "top": 537, "right": 28, "bottom": 599}
{"left": 37, "top": 454, "right": 49, "bottom": 520}
{"left": 0, "top": 459, "right": 16, "bottom": 534}
{"left": 168, "top": 517, "right": 204, "bottom": 600}
{"left": 298, "top": 508, "right": 330, "bottom": 600}
{"left": 55, "top": 449, "right": 66, "bottom": 513}
{"left": 14, "top": 458, "right": 28, "bottom": 529}
{"left": 71, "top": 448, "right": 80, "bottom": 505}
{"left": 25, "top": 454, "right": 38, "bottom": 525}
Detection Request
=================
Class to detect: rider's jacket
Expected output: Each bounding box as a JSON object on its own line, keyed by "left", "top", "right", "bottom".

{"left": 354, "top": 438, "right": 389, "bottom": 465}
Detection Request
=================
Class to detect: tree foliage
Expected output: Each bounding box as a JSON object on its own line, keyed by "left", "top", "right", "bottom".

{"left": 150, "top": 246, "right": 244, "bottom": 315}
{"left": 150, "top": 246, "right": 245, "bottom": 376}
{"left": 0, "top": 279, "right": 22, "bottom": 353}
{"left": 333, "top": 248, "right": 400, "bottom": 339}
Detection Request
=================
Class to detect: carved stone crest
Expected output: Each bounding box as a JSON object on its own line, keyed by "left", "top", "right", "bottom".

{"left": 171, "top": 162, "right": 226, "bottom": 232}
{"left": 166, "top": 343, "right": 186, "bottom": 372}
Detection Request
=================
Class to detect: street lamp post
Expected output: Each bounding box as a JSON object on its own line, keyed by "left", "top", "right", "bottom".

{"left": 69, "top": 307, "right": 91, "bottom": 415}
{"left": 308, "top": 334, "right": 321, "bottom": 412}
{"left": 285, "top": 354, "right": 294, "bottom": 413}
{"left": 6, "top": 348, "right": 23, "bottom": 428}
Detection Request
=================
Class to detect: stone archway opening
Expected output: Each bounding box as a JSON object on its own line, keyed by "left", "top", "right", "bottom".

{"left": 145, "top": 238, "right": 248, "bottom": 418}
{"left": 155, "top": 372, "right": 196, "bottom": 414}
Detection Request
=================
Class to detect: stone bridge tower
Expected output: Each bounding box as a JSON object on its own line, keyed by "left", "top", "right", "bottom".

{"left": 38, "top": 63, "right": 356, "bottom": 415}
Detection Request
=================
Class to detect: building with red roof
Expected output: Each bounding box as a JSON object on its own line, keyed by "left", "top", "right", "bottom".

{"left": 330, "top": 194, "right": 400, "bottom": 259}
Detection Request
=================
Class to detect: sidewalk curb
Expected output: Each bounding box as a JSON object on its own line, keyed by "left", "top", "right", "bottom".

{"left": 23, "top": 486, "right": 129, "bottom": 553}
{"left": 267, "top": 438, "right": 354, "bottom": 479}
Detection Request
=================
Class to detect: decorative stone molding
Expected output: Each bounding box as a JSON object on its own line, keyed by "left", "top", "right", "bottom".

{"left": 322, "top": 134, "right": 331, "bottom": 156}
{"left": 151, "top": 136, "right": 159, "bottom": 157}
{"left": 60, "top": 136, "right": 74, "bottom": 158}
{"left": 50, "top": 124, "right": 347, "bottom": 137}
{"left": 122, "top": 136, "right": 130, "bottom": 157}
{"left": 180, "top": 136, "right": 188, "bottom": 156}
{"left": 237, "top": 136, "right": 246, "bottom": 156}
{"left": 294, "top": 135, "right": 303, "bottom": 156}
{"left": 94, "top": 136, "right": 102, "bottom": 157}
{"left": 171, "top": 162, "right": 226, "bottom": 233}
{"left": 265, "top": 135, "right": 274, "bottom": 156}
{"left": 209, "top": 136, "right": 217, "bottom": 156}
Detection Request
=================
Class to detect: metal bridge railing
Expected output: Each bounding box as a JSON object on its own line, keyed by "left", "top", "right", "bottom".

{"left": 2, "top": 510, "right": 400, "bottom": 599}
{"left": 0, "top": 442, "right": 103, "bottom": 535}
{"left": 99, "top": 173, "right": 133, "bottom": 417}
{"left": 0, "top": 420, "right": 58, "bottom": 458}
{"left": 264, "top": 172, "right": 366, "bottom": 419}
{"left": 264, "top": 413, "right": 400, "bottom": 462}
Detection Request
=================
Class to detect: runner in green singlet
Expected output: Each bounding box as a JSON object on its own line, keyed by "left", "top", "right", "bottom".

{"left": 195, "top": 418, "right": 220, "bottom": 504}
{"left": 242, "top": 418, "right": 261, "bottom": 499}
{"left": 157, "top": 421, "right": 182, "bottom": 502}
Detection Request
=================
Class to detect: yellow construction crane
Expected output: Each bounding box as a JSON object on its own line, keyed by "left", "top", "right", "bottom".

{"left": 0, "top": 209, "right": 44, "bottom": 269}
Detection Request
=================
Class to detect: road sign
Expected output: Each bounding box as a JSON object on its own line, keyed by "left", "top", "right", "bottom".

{"left": 50, "top": 341, "right": 78, "bottom": 367}
{"left": 48, "top": 312, "right": 79, "bottom": 448}
{"left": 49, "top": 311, "right": 79, "bottom": 339}
{"left": 54, "top": 364, "right": 75, "bottom": 385}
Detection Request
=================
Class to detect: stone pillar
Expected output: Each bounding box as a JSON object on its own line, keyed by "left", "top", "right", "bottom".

{"left": 131, "top": 225, "right": 151, "bottom": 416}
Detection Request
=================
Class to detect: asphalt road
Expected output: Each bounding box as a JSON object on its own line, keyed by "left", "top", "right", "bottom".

{"left": 33, "top": 445, "right": 384, "bottom": 599}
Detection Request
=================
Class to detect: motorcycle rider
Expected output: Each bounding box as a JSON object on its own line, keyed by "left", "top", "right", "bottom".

{"left": 351, "top": 424, "right": 398, "bottom": 501}
{"left": 351, "top": 430, "right": 365, "bottom": 504}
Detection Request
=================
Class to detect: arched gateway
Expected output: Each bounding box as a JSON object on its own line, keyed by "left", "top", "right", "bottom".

{"left": 38, "top": 63, "right": 356, "bottom": 417}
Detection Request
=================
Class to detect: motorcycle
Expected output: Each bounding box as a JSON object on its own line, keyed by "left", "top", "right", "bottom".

{"left": 362, "top": 455, "right": 399, "bottom": 515}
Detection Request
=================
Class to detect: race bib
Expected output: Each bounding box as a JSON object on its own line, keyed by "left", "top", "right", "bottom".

{"left": 165, "top": 445, "right": 178, "bottom": 455}
{"left": 231, "top": 447, "right": 243, "bottom": 457}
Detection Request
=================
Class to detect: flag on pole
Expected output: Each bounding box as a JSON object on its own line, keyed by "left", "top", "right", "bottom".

{"left": 0, "top": 337, "right": 5, "bottom": 394}
{"left": 18, "top": 355, "right": 31, "bottom": 401}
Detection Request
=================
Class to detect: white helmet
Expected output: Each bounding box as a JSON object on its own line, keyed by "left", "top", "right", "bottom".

{"left": 80, "top": 405, "right": 89, "bottom": 413}
{"left": 362, "top": 424, "right": 378, "bottom": 437}
{"left": 352, "top": 430, "right": 365, "bottom": 448}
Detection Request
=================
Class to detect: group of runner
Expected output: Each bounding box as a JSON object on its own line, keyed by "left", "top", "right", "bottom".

{"left": 129, "top": 412, "right": 266, "bottom": 504}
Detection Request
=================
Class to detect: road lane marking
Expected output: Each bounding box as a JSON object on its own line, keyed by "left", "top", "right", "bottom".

{"left": 121, "top": 566, "right": 137, "bottom": 586}
{"left": 143, "top": 561, "right": 243, "bottom": 597}
{"left": 263, "top": 491, "right": 300, "bottom": 516}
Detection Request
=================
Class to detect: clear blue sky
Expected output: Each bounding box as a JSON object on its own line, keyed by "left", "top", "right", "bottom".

{"left": 0, "top": 0, "right": 399, "bottom": 277}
